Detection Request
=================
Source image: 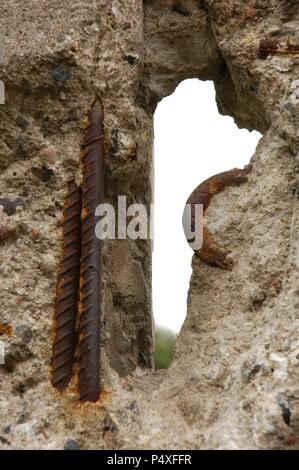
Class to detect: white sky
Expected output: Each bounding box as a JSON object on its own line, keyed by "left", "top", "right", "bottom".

{"left": 153, "top": 79, "right": 261, "bottom": 333}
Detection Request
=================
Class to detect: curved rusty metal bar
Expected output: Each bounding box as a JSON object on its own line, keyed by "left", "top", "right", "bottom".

{"left": 79, "top": 99, "right": 104, "bottom": 402}
{"left": 183, "top": 165, "right": 252, "bottom": 270}
{"left": 52, "top": 182, "right": 82, "bottom": 391}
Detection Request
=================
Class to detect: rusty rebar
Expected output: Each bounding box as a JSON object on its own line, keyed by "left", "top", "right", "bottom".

{"left": 52, "top": 182, "right": 82, "bottom": 390}
{"left": 183, "top": 166, "right": 252, "bottom": 270}
{"left": 259, "top": 38, "right": 299, "bottom": 59}
{"left": 79, "top": 99, "right": 104, "bottom": 402}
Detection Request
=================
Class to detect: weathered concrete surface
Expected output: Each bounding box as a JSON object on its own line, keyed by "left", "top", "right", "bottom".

{"left": 0, "top": 0, "right": 299, "bottom": 449}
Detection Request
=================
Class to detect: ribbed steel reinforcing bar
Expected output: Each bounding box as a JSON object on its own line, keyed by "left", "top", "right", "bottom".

{"left": 79, "top": 99, "right": 104, "bottom": 402}
{"left": 52, "top": 182, "right": 82, "bottom": 391}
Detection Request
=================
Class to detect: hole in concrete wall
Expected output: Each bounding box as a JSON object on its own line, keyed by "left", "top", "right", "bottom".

{"left": 153, "top": 78, "right": 260, "bottom": 369}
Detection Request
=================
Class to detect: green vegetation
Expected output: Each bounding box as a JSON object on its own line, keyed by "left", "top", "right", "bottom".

{"left": 154, "top": 326, "right": 177, "bottom": 370}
